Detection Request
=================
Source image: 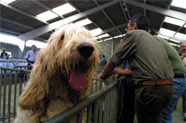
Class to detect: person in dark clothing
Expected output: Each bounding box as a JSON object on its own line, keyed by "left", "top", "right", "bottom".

{"left": 0, "top": 48, "right": 9, "bottom": 59}
{"left": 101, "top": 55, "right": 107, "bottom": 66}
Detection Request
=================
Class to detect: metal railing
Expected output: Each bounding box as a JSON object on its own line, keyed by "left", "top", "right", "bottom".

{"left": 0, "top": 66, "right": 120, "bottom": 123}
{"left": 0, "top": 67, "right": 30, "bottom": 123}
{"left": 45, "top": 81, "right": 118, "bottom": 123}
{"left": 0, "top": 59, "right": 28, "bottom": 68}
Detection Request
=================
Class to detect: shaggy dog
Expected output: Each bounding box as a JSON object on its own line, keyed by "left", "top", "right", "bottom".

{"left": 14, "top": 24, "right": 100, "bottom": 123}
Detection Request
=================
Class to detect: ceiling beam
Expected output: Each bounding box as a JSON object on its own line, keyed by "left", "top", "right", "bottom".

{"left": 17, "top": 0, "right": 120, "bottom": 41}
{"left": 95, "top": 23, "right": 126, "bottom": 37}
{"left": 0, "top": 17, "right": 34, "bottom": 30}
{"left": 120, "top": 2, "right": 128, "bottom": 21}
{"left": 93, "top": 0, "right": 122, "bottom": 34}
{"left": 0, "top": 1, "right": 48, "bottom": 24}
{"left": 143, "top": 0, "right": 146, "bottom": 16}
{"left": 32, "top": 1, "right": 65, "bottom": 19}
{"left": 125, "top": 0, "right": 186, "bottom": 21}
{"left": 123, "top": 1, "right": 131, "bottom": 18}
{"left": 159, "top": 0, "right": 173, "bottom": 30}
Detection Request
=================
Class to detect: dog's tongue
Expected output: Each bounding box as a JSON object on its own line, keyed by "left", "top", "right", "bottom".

{"left": 69, "top": 72, "right": 88, "bottom": 91}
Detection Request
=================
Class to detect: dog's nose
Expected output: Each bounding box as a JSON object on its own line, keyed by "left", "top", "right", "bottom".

{"left": 78, "top": 43, "right": 94, "bottom": 58}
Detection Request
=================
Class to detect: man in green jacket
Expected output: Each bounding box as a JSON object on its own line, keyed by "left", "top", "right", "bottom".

{"left": 154, "top": 36, "right": 186, "bottom": 123}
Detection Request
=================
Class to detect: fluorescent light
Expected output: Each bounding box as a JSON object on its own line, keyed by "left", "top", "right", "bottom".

{"left": 169, "top": 38, "right": 180, "bottom": 43}
{"left": 104, "top": 37, "right": 113, "bottom": 41}
{"left": 114, "top": 34, "right": 125, "bottom": 38}
{"left": 171, "top": 0, "right": 186, "bottom": 9}
{"left": 169, "top": 42, "right": 178, "bottom": 47}
{"left": 26, "top": 40, "right": 48, "bottom": 49}
{"left": 159, "top": 28, "right": 175, "bottom": 37}
{"left": 89, "top": 28, "right": 103, "bottom": 36}
{"left": 0, "top": 0, "right": 16, "bottom": 4}
{"left": 52, "top": 3, "right": 76, "bottom": 16}
{"left": 36, "top": 11, "right": 58, "bottom": 21}
{"left": 164, "top": 16, "right": 185, "bottom": 26}
{"left": 174, "top": 33, "right": 186, "bottom": 41}
{"left": 74, "top": 19, "right": 92, "bottom": 27}
{"left": 157, "top": 34, "right": 169, "bottom": 40}
{"left": 96, "top": 40, "right": 104, "bottom": 43}
{"left": 93, "top": 37, "right": 99, "bottom": 40}
{"left": 98, "top": 34, "right": 110, "bottom": 39}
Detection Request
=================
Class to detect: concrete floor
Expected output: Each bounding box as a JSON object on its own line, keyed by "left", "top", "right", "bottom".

{"left": 172, "top": 97, "right": 185, "bottom": 123}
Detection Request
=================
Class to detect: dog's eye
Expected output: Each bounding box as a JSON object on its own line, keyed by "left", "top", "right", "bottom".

{"left": 61, "top": 35, "right": 64, "bottom": 40}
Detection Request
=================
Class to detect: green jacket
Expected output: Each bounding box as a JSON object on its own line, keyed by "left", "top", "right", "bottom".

{"left": 155, "top": 36, "right": 186, "bottom": 75}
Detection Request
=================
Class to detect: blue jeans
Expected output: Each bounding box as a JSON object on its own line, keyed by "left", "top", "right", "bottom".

{"left": 161, "top": 77, "right": 186, "bottom": 123}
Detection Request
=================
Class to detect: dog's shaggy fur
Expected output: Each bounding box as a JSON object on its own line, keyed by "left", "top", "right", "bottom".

{"left": 14, "top": 24, "right": 100, "bottom": 123}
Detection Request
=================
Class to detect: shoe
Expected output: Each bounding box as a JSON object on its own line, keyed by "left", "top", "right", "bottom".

{"left": 184, "top": 116, "right": 186, "bottom": 121}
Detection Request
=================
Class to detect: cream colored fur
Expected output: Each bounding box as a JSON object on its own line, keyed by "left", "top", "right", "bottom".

{"left": 14, "top": 24, "right": 100, "bottom": 123}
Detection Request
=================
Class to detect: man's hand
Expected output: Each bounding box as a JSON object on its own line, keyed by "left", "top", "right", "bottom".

{"left": 98, "top": 61, "right": 115, "bottom": 80}
{"left": 98, "top": 72, "right": 106, "bottom": 80}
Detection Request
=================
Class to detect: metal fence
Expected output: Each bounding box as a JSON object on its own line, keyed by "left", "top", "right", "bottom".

{"left": 0, "top": 59, "right": 28, "bottom": 68}
{"left": 0, "top": 67, "right": 30, "bottom": 123}
{"left": 0, "top": 66, "right": 121, "bottom": 123}
{"left": 45, "top": 81, "right": 118, "bottom": 123}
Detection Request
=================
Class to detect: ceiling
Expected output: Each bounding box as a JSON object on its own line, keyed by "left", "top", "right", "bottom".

{"left": 0, "top": 0, "right": 186, "bottom": 46}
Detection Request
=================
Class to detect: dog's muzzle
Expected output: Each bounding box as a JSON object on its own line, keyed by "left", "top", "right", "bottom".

{"left": 78, "top": 43, "right": 94, "bottom": 58}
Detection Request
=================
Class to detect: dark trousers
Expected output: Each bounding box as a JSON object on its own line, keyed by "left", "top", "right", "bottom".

{"left": 135, "top": 85, "right": 173, "bottom": 123}
{"left": 117, "top": 77, "right": 135, "bottom": 123}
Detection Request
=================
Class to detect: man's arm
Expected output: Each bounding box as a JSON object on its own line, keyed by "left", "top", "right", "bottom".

{"left": 113, "top": 68, "right": 132, "bottom": 76}
{"left": 98, "top": 61, "right": 115, "bottom": 80}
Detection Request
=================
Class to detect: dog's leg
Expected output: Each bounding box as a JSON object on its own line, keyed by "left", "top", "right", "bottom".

{"left": 13, "top": 105, "right": 40, "bottom": 123}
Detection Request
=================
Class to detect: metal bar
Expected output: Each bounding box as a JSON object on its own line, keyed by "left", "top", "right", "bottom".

{"left": 98, "top": 97, "right": 103, "bottom": 123}
{"left": 123, "top": 1, "right": 131, "bottom": 18}
{"left": 93, "top": 101, "right": 98, "bottom": 123}
{"left": 13, "top": 71, "right": 18, "bottom": 118}
{"left": 159, "top": 0, "right": 173, "bottom": 31}
{"left": 87, "top": 105, "right": 92, "bottom": 123}
{"left": 44, "top": 83, "right": 117, "bottom": 123}
{"left": 125, "top": 0, "right": 186, "bottom": 21}
{"left": 77, "top": 110, "right": 83, "bottom": 123}
{"left": 8, "top": 70, "right": 12, "bottom": 122}
{"left": 0, "top": 68, "right": 2, "bottom": 119}
{"left": 0, "top": 1, "right": 48, "bottom": 24}
{"left": 32, "top": 1, "right": 65, "bottom": 19}
{"left": 2, "top": 69, "right": 7, "bottom": 123}
{"left": 120, "top": 2, "right": 128, "bottom": 21}
{"left": 93, "top": 0, "right": 122, "bottom": 35}
{"left": 0, "top": 17, "right": 33, "bottom": 30}
{"left": 17, "top": 0, "right": 120, "bottom": 41}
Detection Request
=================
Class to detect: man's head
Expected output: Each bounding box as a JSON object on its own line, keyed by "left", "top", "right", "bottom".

{"left": 180, "top": 42, "right": 186, "bottom": 54}
{"left": 127, "top": 14, "right": 150, "bottom": 32}
{"left": 32, "top": 45, "right": 36, "bottom": 52}
{"left": 2, "top": 48, "right": 5, "bottom": 53}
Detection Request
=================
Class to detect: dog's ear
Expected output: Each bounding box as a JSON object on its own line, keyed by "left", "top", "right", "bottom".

{"left": 18, "top": 50, "right": 50, "bottom": 113}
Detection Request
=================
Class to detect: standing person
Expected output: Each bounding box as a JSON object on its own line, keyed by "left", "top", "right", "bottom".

{"left": 98, "top": 14, "right": 174, "bottom": 123}
{"left": 180, "top": 42, "right": 186, "bottom": 121}
{"left": 25, "top": 45, "right": 38, "bottom": 66}
{"left": 100, "top": 55, "right": 107, "bottom": 66}
{"left": 152, "top": 36, "right": 186, "bottom": 123}
{"left": 110, "top": 39, "right": 135, "bottom": 123}
{"left": 114, "top": 61, "right": 135, "bottom": 123}
{"left": 0, "top": 48, "right": 9, "bottom": 59}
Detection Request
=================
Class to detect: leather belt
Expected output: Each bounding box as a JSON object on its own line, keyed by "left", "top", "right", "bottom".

{"left": 140, "top": 80, "right": 173, "bottom": 86}
{"left": 174, "top": 74, "right": 184, "bottom": 78}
